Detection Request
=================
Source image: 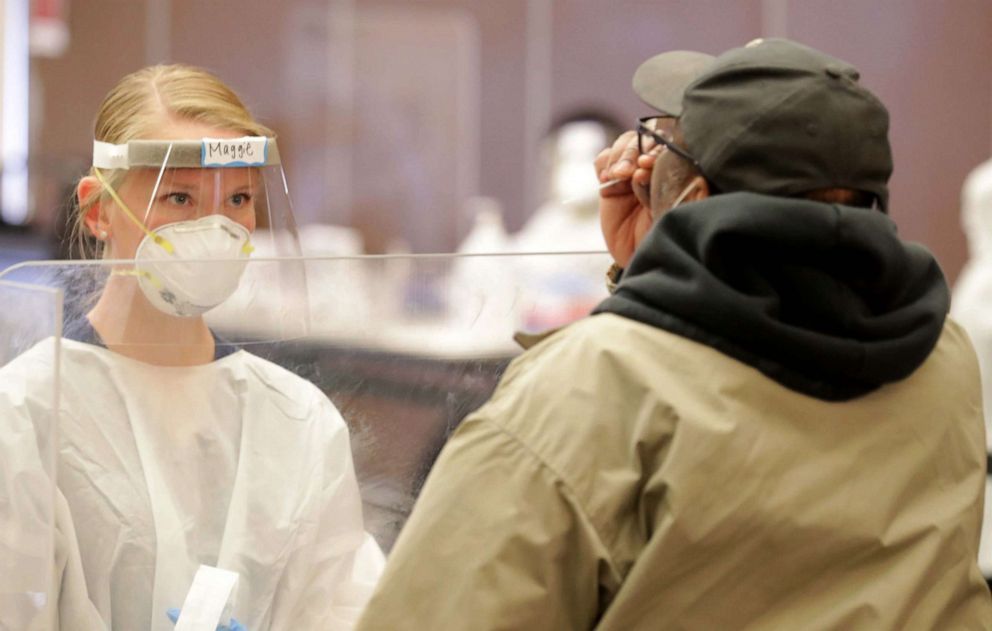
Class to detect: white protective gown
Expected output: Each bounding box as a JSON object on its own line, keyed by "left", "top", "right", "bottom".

{"left": 0, "top": 336, "right": 383, "bottom": 630}
{"left": 951, "top": 157, "right": 992, "bottom": 577}
{"left": 0, "top": 348, "right": 103, "bottom": 631}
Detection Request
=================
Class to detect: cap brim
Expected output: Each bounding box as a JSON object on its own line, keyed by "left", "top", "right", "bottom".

{"left": 633, "top": 51, "right": 715, "bottom": 117}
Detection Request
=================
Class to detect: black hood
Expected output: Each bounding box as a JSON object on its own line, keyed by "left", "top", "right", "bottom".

{"left": 593, "top": 192, "right": 949, "bottom": 401}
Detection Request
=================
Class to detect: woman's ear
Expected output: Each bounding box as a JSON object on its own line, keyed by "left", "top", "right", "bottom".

{"left": 78, "top": 176, "right": 109, "bottom": 238}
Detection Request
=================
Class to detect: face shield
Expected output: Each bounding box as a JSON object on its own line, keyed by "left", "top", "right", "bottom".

{"left": 88, "top": 136, "right": 309, "bottom": 343}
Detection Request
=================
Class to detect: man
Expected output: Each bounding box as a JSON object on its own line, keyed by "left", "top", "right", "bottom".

{"left": 356, "top": 38, "right": 992, "bottom": 629}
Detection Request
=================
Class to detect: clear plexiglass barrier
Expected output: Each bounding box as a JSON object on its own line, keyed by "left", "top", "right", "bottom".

{"left": 0, "top": 251, "right": 611, "bottom": 630}
{"left": 0, "top": 280, "right": 61, "bottom": 631}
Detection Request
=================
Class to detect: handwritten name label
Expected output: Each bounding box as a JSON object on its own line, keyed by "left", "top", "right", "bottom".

{"left": 201, "top": 137, "right": 267, "bottom": 167}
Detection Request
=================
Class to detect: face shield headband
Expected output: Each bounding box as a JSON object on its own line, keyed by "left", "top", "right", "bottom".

{"left": 91, "top": 136, "right": 280, "bottom": 252}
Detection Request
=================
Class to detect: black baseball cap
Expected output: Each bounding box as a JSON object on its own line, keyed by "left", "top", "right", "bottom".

{"left": 633, "top": 38, "right": 892, "bottom": 209}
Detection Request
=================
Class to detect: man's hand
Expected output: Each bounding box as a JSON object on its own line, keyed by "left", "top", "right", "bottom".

{"left": 596, "top": 131, "right": 658, "bottom": 269}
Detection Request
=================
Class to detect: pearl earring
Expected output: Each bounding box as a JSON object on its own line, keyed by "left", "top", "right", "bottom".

{"left": 98, "top": 229, "right": 108, "bottom": 239}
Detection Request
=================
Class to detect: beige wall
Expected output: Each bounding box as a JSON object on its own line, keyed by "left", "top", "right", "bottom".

{"left": 30, "top": 0, "right": 992, "bottom": 281}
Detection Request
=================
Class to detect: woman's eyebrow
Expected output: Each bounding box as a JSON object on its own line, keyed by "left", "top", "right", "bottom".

{"left": 158, "top": 181, "right": 197, "bottom": 191}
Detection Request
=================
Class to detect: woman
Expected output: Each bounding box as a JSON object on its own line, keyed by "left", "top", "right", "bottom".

{"left": 0, "top": 64, "right": 381, "bottom": 630}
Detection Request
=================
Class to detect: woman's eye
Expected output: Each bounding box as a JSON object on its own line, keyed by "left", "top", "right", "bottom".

{"left": 229, "top": 193, "right": 251, "bottom": 207}
{"left": 164, "top": 192, "right": 191, "bottom": 206}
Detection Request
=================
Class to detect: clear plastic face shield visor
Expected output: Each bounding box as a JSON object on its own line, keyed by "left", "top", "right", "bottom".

{"left": 88, "top": 136, "right": 308, "bottom": 343}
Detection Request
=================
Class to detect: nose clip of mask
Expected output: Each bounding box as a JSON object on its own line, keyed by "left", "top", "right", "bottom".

{"left": 134, "top": 215, "right": 253, "bottom": 317}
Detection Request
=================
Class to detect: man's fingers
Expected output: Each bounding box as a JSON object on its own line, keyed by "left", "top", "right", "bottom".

{"left": 608, "top": 132, "right": 640, "bottom": 179}
{"left": 597, "top": 134, "right": 629, "bottom": 180}
{"left": 595, "top": 147, "right": 614, "bottom": 182}
{"left": 633, "top": 165, "right": 652, "bottom": 187}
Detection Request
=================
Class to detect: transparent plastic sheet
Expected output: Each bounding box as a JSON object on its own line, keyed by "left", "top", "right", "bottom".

{"left": 0, "top": 250, "right": 611, "bottom": 629}
{"left": 0, "top": 280, "right": 60, "bottom": 631}
{"left": 237, "top": 251, "right": 613, "bottom": 550}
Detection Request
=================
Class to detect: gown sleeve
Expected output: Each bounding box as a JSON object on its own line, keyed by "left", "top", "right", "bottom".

{"left": 267, "top": 394, "right": 384, "bottom": 630}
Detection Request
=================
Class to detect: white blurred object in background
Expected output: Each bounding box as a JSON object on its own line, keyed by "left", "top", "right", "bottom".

{"left": 457, "top": 196, "right": 509, "bottom": 255}
{"left": 949, "top": 157, "right": 992, "bottom": 579}
{"left": 297, "top": 223, "right": 365, "bottom": 257}
{"left": 514, "top": 119, "right": 611, "bottom": 255}
{"left": 449, "top": 197, "right": 517, "bottom": 346}
{"left": 508, "top": 119, "right": 615, "bottom": 332}
{"left": 549, "top": 120, "right": 610, "bottom": 205}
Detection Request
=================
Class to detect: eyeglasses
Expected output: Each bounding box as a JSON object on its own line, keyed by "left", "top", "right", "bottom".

{"left": 637, "top": 116, "right": 699, "bottom": 168}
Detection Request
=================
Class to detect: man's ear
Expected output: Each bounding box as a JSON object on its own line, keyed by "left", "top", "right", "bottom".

{"left": 77, "top": 176, "right": 109, "bottom": 238}
{"left": 686, "top": 176, "right": 710, "bottom": 202}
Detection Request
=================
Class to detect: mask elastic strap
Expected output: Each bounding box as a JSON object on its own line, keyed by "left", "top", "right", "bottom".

{"left": 109, "top": 267, "right": 160, "bottom": 287}
{"left": 92, "top": 167, "right": 175, "bottom": 254}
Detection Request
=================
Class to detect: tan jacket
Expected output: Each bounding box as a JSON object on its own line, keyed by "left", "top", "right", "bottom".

{"left": 357, "top": 314, "right": 992, "bottom": 630}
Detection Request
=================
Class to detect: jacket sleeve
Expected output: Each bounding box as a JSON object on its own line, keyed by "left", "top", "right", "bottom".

{"left": 355, "top": 410, "right": 613, "bottom": 631}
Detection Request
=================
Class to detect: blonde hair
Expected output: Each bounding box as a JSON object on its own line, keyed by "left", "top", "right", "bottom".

{"left": 72, "top": 64, "right": 274, "bottom": 257}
